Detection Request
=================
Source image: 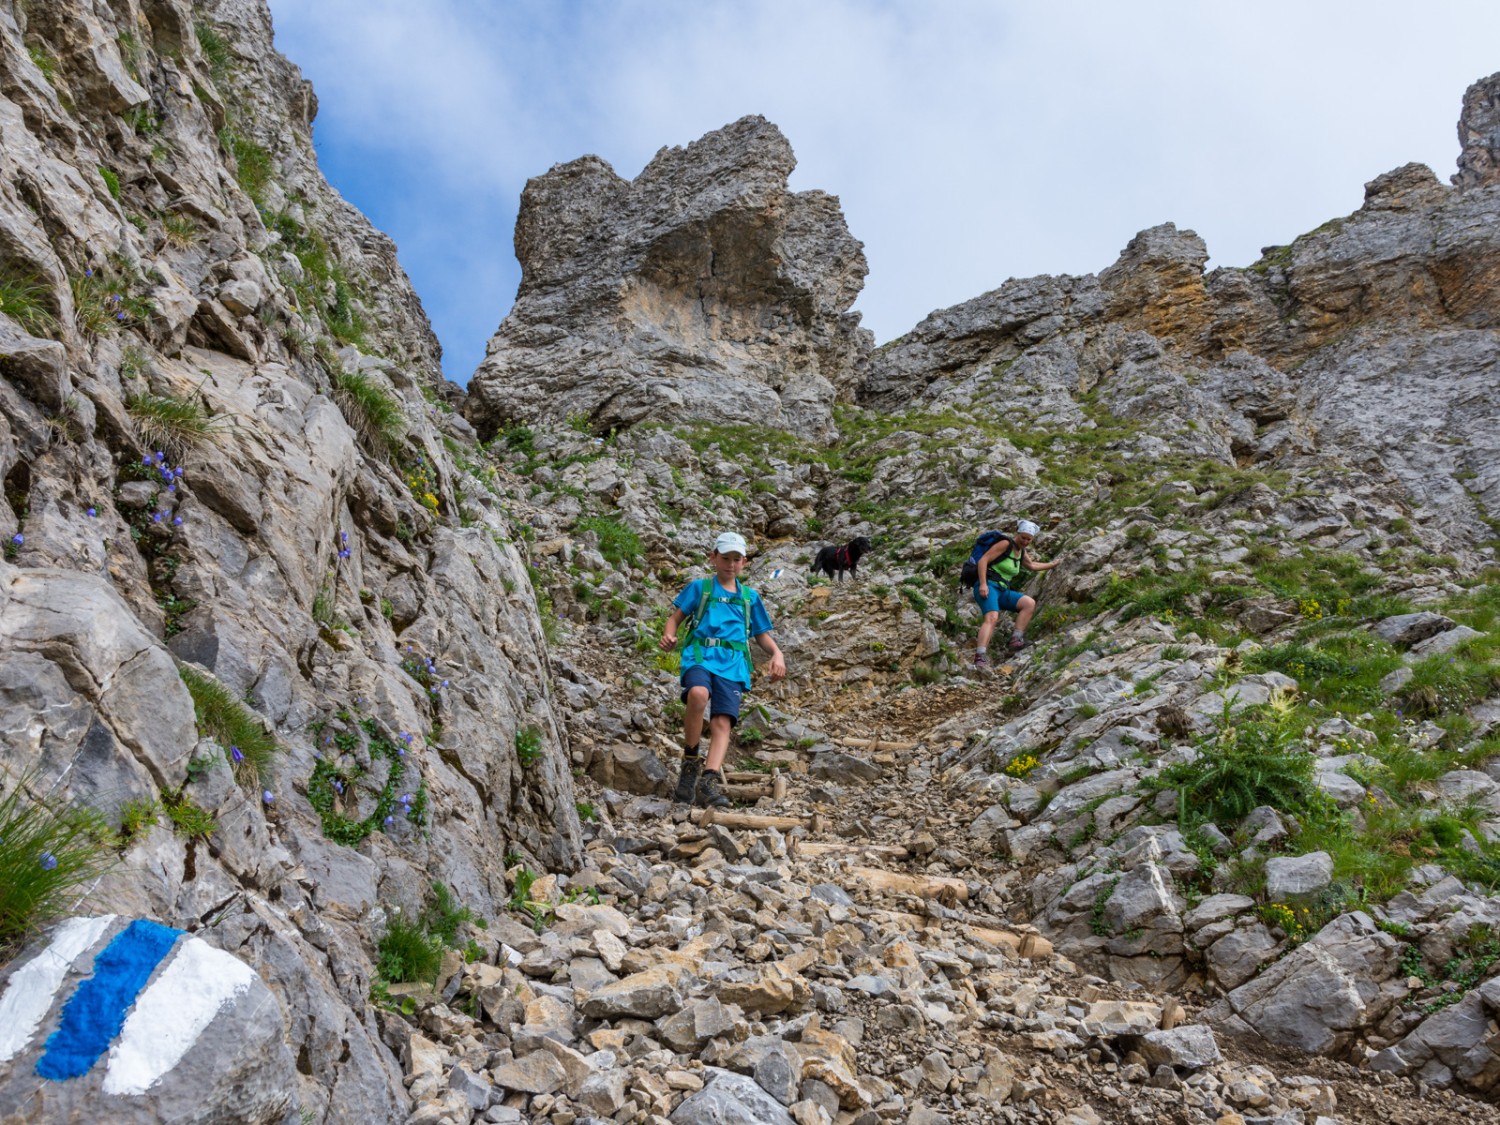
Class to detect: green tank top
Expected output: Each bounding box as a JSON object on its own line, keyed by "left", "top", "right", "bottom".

{"left": 992, "top": 552, "right": 1022, "bottom": 584}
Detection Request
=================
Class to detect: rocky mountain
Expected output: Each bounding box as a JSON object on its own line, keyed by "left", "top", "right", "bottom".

{"left": 3, "top": 3, "right": 1500, "bottom": 1125}
{"left": 465, "top": 116, "right": 871, "bottom": 442}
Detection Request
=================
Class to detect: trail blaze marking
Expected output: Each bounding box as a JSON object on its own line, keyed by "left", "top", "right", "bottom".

{"left": 0, "top": 915, "right": 117, "bottom": 1064}
{"left": 102, "top": 938, "right": 257, "bottom": 1095}
{"left": 34, "top": 919, "right": 182, "bottom": 1081}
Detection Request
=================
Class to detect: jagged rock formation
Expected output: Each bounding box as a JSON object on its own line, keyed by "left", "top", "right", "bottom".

{"left": 862, "top": 74, "right": 1500, "bottom": 554}
{"left": 465, "top": 116, "right": 871, "bottom": 440}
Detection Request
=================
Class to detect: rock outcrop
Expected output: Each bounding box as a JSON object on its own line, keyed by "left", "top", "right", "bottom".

{"left": 465, "top": 116, "right": 871, "bottom": 440}
{"left": 861, "top": 75, "right": 1500, "bottom": 551}
{"left": 0, "top": 3, "right": 576, "bottom": 1121}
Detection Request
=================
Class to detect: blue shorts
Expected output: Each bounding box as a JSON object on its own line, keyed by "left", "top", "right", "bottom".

{"left": 681, "top": 665, "right": 743, "bottom": 725}
{"left": 973, "top": 584, "right": 1026, "bottom": 615}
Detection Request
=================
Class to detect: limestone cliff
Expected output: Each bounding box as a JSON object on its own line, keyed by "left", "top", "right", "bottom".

{"left": 0, "top": 2, "right": 576, "bottom": 1121}
{"left": 5, "top": 4, "right": 1500, "bottom": 1121}
{"left": 465, "top": 115, "right": 871, "bottom": 441}
{"left": 862, "top": 75, "right": 1500, "bottom": 554}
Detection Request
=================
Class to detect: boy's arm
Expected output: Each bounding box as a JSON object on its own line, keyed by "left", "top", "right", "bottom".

{"left": 753, "top": 631, "right": 786, "bottom": 681}
{"left": 659, "top": 607, "right": 688, "bottom": 651}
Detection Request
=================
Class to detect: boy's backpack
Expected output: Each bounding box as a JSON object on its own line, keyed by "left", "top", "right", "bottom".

{"left": 679, "top": 577, "right": 755, "bottom": 681}
{"left": 959, "top": 531, "right": 1016, "bottom": 588}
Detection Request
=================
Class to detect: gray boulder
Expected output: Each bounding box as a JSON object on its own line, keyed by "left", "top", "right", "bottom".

{"left": 1137, "top": 1025, "right": 1222, "bottom": 1070}
{"left": 1372, "top": 612, "right": 1455, "bottom": 648}
{"left": 1208, "top": 911, "right": 1404, "bottom": 1055}
{"left": 670, "top": 1066, "right": 797, "bottom": 1125}
{"left": 1264, "top": 852, "right": 1335, "bottom": 899}
{"left": 1370, "top": 977, "right": 1500, "bottom": 1092}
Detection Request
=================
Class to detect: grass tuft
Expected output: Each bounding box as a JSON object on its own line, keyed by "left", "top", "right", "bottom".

{"left": 0, "top": 270, "right": 60, "bottom": 338}
{"left": 126, "top": 391, "right": 223, "bottom": 458}
{"left": 575, "top": 516, "right": 643, "bottom": 568}
{"left": 332, "top": 369, "right": 406, "bottom": 457}
{"left": 179, "top": 665, "right": 278, "bottom": 787}
{"left": 0, "top": 776, "right": 117, "bottom": 956}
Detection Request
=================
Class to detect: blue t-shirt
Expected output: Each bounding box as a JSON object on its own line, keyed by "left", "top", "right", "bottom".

{"left": 674, "top": 578, "right": 774, "bottom": 688}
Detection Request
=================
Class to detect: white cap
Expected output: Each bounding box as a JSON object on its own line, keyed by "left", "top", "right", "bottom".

{"left": 713, "top": 531, "right": 748, "bottom": 556}
{"left": 1016, "top": 519, "right": 1040, "bottom": 537}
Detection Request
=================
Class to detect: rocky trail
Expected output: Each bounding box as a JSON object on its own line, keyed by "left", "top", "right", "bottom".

{"left": 372, "top": 626, "right": 1500, "bottom": 1125}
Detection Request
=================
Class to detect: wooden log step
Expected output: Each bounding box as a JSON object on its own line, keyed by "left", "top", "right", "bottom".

{"left": 837, "top": 737, "right": 919, "bottom": 752}
{"left": 962, "top": 924, "right": 1053, "bottom": 960}
{"left": 690, "top": 809, "right": 808, "bottom": 831}
{"left": 849, "top": 865, "right": 969, "bottom": 906}
{"left": 790, "top": 841, "right": 911, "bottom": 861}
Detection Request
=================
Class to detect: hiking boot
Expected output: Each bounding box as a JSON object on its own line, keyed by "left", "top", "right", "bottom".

{"left": 695, "top": 768, "right": 731, "bottom": 809}
{"left": 972, "top": 651, "right": 991, "bottom": 673}
{"left": 672, "top": 755, "right": 703, "bottom": 804}
{"left": 1006, "top": 635, "right": 1028, "bottom": 654}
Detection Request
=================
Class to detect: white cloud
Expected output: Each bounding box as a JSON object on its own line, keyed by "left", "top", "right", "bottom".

{"left": 267, "top": 0, "right": 1500, "bottom": 380}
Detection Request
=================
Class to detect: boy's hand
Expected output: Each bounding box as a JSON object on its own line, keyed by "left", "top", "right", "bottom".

{"left": 659, "top": 629, "right": 676, "bottom": 651}
{"left": 769, "top": 652, "right": 787, "bottom": 681}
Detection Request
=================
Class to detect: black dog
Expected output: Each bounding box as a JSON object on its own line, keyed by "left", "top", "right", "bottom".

{"left": 811, "top": 536, "right": 872, "bottom": 582}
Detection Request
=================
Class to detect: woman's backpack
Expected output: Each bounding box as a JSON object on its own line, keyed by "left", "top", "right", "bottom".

{"left": 959, "top": 531, "right": 1012, "bottom": 587}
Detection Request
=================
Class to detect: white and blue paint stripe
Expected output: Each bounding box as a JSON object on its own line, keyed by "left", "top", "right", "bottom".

{"left": 35, "top": 918, "right": 184, "bottom": 1081}
{"left": 0, "top": 915, "right": 260, "bottom": 1094}
{"left": 0, "top": 914, "right": 117, "bottom": 1066}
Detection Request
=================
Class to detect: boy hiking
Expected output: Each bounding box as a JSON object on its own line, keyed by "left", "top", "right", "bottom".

{"left": 660, "top": 532, "right": 787, "bottom": 807}
{"left": 964, "top": 519, "right": 1061, "bottom": 671}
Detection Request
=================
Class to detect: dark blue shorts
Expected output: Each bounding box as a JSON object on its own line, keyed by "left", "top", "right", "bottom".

{"left": 973, "top": 584, "right": 1026, "bottom": 615}
{"left": 681, "top": 665, "right": 743, "bottom": 725}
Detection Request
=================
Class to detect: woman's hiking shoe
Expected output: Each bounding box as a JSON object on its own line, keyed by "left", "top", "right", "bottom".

{"left": 672, "top": 756, "right": 703, "bottom": 804}
{"left": 973, "top": 651, "right": 990, "bottom": 672}
{"left": 1006, "top": 635, "right": 1028, "bottom": 653}
{"left": 695, "top": 768, "right": 731, "bottom": 809}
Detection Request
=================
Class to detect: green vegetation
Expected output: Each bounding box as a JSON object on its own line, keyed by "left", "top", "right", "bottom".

{"left": 261, "top": 208, "right": 366, "bottom": 345}
{"left": 0, "top": 270, "right": 59, "bottom": 337}
{"left": 220, "top": 128, "right": 272, "bottom": 204}
{"left": 97, "top": 166, "right": 121, "bottom": 201}
{"left": 0, "top": 776, "right": 117, "bottom": 955}
{"left": 28, "top": 46, "right": 59, "bottom": 85}
{"left": 162, "top": 795, "right": 216, "bottom": 839}
{"left": 125, "top": 391, "right": 222, "bottom": 457}
{"left": 307, "top": 721, "right": 423, "bottom": 846}
{"left": 576, "top": 516, "right": 643, "bottom": 567}
{"left": 163, "top": 212, "right": 199, "bottom": 248}
{"left": 374, "top": 882, "right": 479, "bottom": 986}
{"left": 70, "top": 265, "right": 154, "bottom": 337}
{"left": 195, "top": 23, "right": 233, "bottom": 81}
{"left": 179, "top": 665, "right": 279, "bottom": 787}
{"left": 1154, "top": 694, "right": 1318, "bottom": 828}
{"left": 515, "top": 726, "right": 544, "bottom": 768}
{"left": 332, "top": 369, "right": 406, "bottom": 456}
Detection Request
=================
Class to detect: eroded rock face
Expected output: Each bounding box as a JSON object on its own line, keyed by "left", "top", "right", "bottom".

{"left": 1455, "top": 71, "right": 1500, "bottom": 190}
{"left": 466, "top": 116, "right": 871, "bottom": 440}
{"left": 861, "top": 74, "right": 1500, "bottom": 552}
{"left": 0, "top": 2, "right": 577, "bottom": 1121}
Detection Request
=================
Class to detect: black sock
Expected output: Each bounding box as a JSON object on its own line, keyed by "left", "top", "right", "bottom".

{"left": 684, "top": 741, "right": 701, "bottom": 758}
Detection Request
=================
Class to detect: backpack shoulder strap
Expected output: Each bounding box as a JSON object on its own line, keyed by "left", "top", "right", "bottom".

{"left": 681, "top": 578, "right": 714, "bottom": 644}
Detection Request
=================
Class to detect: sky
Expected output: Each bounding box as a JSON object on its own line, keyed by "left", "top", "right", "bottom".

{"left": 264, "top": 0, "right": 1500, "bottom": 385}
